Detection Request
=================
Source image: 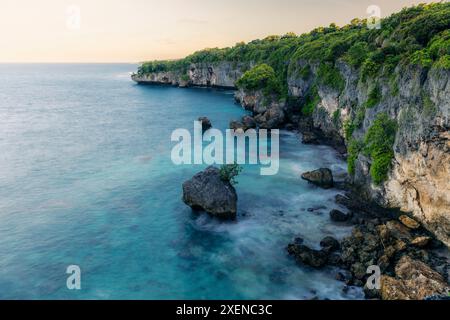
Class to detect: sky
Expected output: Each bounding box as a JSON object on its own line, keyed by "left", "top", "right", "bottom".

{"left": 0, "top": 0, "right": 440, "bottom": 63}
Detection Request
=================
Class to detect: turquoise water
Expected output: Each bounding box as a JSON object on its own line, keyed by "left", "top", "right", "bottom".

{"left": 0, "top": 64, "right": 363, "bottom": 299}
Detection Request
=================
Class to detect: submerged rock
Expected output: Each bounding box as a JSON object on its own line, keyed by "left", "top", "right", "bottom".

{"left": 241, "top": 115, "right": 257, "bottom": 129}
{"left": 182, "top": 166, "right": 237, "bottom": 220}
{"left": 229, "top": 115, "right": 257, "bottom": 132}
{"left": 320, "top": 236, "right": 340, "bottom": 252}
{"left": 330, "top": 209, "right": 351, "bottom": 222}
{"left": 301, "top": 131, "right": 319, "bottom": 144}
{"left": 229, "top": 120, "right": 245, "bottom": 131}
{"left": 198, "top": 117, "right": 212, "bottom": 132}
{"left": 287, "top": 244, "right": 329, "bottom": 268}
{"left": 301, "top": 168, "right": 334, "bottom": 189}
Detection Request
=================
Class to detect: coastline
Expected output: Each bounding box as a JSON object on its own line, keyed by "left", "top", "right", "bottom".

{"left": 132, "top": 73, "right": 449, "bottom": 300}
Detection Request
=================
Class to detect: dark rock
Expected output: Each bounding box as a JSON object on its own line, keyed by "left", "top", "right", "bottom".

{"left": 302, "top": 131, "right": 319, "bottom": 144}
{"left": 327, "top": 253, "right": 343, "bottom": 266}
{"left": 364, "top": 284, "right": 381, "bottom": 299}
{"left": 424, "top": 295, "right": 450, "bottom": 300}
{"left": 294, "top": 237, "right": 304, "bottom": 245}
{"left": 285, "top": 123, "right": 295, "bottom": 131}
{"left": 182, "top": 166, "right": 237, "bottom": 220}
{"left": 301, "top": 168, "right": 334, "bottom": 189}
{"left": 330, "top": 209, "right": 351, "bottom": 222}
{"left": 230, "top": 120, "right": 245, "bottom": 131}
{"left": 241, "top": 115, "right": 256, "bottom": 129}
{"left": 336, "top": 270, "right": 353, "bottom": 284}
{"left": 287, "top": 244, "right": 328, "bottom": 268}
{"left": 198, "top": 117, "right": 212, "bottom": 132}
{"left": 320, "top": 236, "right": 340, "bottom": 252}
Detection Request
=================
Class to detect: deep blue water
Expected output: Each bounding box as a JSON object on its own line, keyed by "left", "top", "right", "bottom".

{"left": 0, "top": 64, "right": 363, "bottom": 299}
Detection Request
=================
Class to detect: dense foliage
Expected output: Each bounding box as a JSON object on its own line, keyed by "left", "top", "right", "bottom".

{"left": 347, "top": 113, "right": 397, "bottom": 184}
{"left": 236, "top": 64, "right": 283, "bottom": 96}
{"left": 139, "top": 3, "right": 449, "bottom": 83}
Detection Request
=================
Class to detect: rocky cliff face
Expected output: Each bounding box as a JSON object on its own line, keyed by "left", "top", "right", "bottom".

{"left": 288, "top": 61, "right": 450, "bottom": 247}
{"left": 133, "top": 60, "right": 449, "bottom": 247}
{"left": 132, "top": 62, "right": 244, "bottom": 89}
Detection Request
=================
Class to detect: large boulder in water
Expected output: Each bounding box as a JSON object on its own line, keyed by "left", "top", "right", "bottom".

{"left": 301, "top": 168, "right": 334, "bottom": 189}
{"left": 182, "top": 166, "right": 237, "bottom": 220}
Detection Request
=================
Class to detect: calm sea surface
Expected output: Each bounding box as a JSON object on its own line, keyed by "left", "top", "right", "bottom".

{"left": 0, "top": 64, "right": 363, "bottom": 299}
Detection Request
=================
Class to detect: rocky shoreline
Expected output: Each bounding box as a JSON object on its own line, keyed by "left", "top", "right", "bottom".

{"left": 287, "top": 179, "right": 449, "bottom": 300}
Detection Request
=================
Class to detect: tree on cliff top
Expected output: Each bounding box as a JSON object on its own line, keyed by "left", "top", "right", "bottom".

{"left": 236, "top": 64, "right": 283, "bottom": 97}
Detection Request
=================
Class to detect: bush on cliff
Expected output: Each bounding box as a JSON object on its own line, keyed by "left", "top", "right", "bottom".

{"left": 363, "top": 113, "right": 397, "bottom": 185}
{"left": 236, "top": 64, "right": 283, "bottom": 97}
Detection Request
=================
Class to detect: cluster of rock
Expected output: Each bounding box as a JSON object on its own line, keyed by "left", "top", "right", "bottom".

{"left": 234, "top": 89, "right": 286, "bottom": 129}
{"left": 289, "top": 171, "right": 449, "bottom": 300}
{"left": 229, "top": 115, "right": 256, "bottom": 132}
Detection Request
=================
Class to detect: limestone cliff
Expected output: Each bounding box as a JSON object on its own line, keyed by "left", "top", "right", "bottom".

{"left": 132, "top": 62, "right": 244, "bottom": 89}
{"left": 288, "top": 61, "right": 450, "bottom": 247}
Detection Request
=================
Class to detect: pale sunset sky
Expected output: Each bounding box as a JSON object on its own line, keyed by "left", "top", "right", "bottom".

{"left": 0, "top": 0, "right": 439, "bottom": 63}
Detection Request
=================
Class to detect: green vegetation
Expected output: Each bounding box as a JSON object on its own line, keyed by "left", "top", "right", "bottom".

{"left": 362, "top": 113, "right": 397, "bottom": 184}
{"left": 332, "top": 109, "right": 341, "bottom": 125}
{"left": 236, "top": 64, "right": 283, "bottom": 97}
{"left": 347, "top": 113, "right": 397, "bottom": 185}
{"left": 138, "top": 3, "right": 450, "bottom": 96}
{"left": 298, "top": 65, "right": 312, "bottom": 80}
{"left": 219, "top": 163, "right": 243, "bottom": 185}
{"left": 347, "top": 139, "right": 364, "bottom": 175}
{"left": 317, "top": 63, "right": 345, "bottom": 91}
{"left": 301, "top": 85, "right": 320, "bottom": 116}
{"left": 422, "top": 92, "right": 437, "bottom": 117}
{"left": 366, "top": 85, "right": 382, "bottom": 108}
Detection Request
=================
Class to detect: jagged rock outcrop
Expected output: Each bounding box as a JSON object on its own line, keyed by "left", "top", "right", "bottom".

{"left": 234, "top": 89, "right": 286, "bottom": 129}
{"left": 182, "top": 166, "right": 237, "bottom": 220}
